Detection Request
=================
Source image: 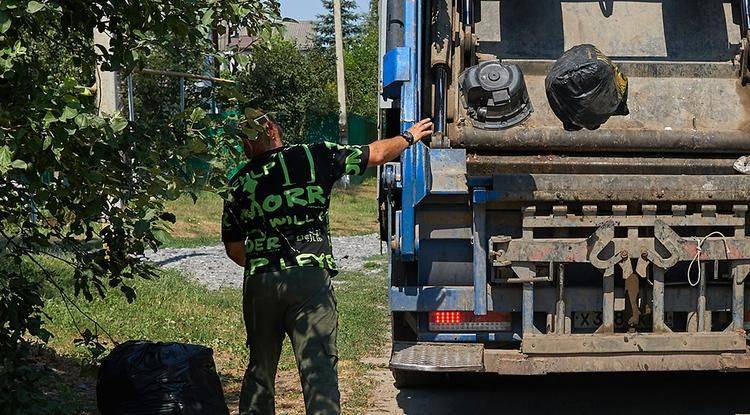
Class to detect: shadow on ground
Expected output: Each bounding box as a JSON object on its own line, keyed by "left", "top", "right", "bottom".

{"left": 24, "top": 345, "right": 99, "bottom": 414}
{"left": 394, "top": 372, "right": 750, "bottom": 415}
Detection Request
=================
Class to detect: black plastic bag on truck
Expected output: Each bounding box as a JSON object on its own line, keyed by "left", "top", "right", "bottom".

{"left": 545, "top": 44, "right": 629, "bottom": 131}
{"left": 97, "top": 340, "right": 229, "bottom": 415}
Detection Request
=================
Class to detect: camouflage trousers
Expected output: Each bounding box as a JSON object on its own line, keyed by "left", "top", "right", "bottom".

{"left": 239, "top": 266, "right": 340, "bottom": 415}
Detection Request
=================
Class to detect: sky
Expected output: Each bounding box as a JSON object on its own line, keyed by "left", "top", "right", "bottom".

{"left": 280, "top": 0, "right": 371, "bottom": 21}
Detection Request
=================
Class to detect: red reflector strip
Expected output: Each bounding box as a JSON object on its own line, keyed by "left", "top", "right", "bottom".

{"left": 429, "top": 311, "right": 512, "bottom": 332}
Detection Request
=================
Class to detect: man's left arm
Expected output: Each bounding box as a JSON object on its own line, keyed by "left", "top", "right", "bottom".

{"left": 225, "top": 241, "right": 246, "bottom": 267}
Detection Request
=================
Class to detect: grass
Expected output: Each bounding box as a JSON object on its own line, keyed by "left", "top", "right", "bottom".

{"left": 329, "top": 177, "right": 379, "bottom": 236}
{"left": 38, "top": 255, "right": 389, "bottom": 414}
{"left": 162, "top": 177, "right": 379, "bottom": 248}
{"left": 162, "top": 191, "right": 224, "bottom": 247}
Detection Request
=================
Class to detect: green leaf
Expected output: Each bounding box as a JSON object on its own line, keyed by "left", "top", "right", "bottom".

{"left": 235, "top": 53, "right": 250, "bottom": 69}
{"left": 111, "top": 116, "right": 128, "bottom": 132}
{"left": 42, "top": 136, "right": 51, "bottom": 150}
{"left": 74, "top": 113, "right": 89, "bottom": 128}
{"left": 0, "top": 146, "right": 11, "bottom": 173}
{"left": 152, "top": 228, "right": 171, "bottom": 244}
{"left": 0, "top": 11, "right": 11, "bottom": 34}
{"left": 43, "top": 111, "right": 57, "bottom": 125}
{"left": 11, "top": 159, "right": 27, "bottom": 169}
{"left": 26, "top": 1, "right": 45, "bottom": 14}
{"left": 60, "top": 106, "right": 78, "bottom": 121}
{"left": 190, "top": 108, "right": 206, "bottom": 123}
{"left": 201, "top": 9, "right": 214, "bottom": 26}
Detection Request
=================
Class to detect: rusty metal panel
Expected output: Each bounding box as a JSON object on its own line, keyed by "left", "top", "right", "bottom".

{"left": 466, "top": 154, "right": 739, "bottom": 176}
{"left": 429, "top": 148, "right": 468, "bottom": 194}
{"left": 416, "top": 207, "right": 472, "bottom": 239}
{"left": 467, "top": 1, "right": 750, "bottom": 140}
{"left": 390, "top": 285, "right": 750, "bottom": 313}
{"left": 490, "top": 174, "right": 750, "bottom": 202}
{"left": 521, "top": 333, "right": 747, "bottom": 355}
{"left": 476, "top": 1, "right": 740, "bottom": 61}
{"left": 522, "top": 213, "right": 746, "bottom": 228}
{"left": 496, "top": 236, "right": 750, "bottom": 264}
{"left": 458, "top": 127, "right": 750, "bottom": 154}
{"left": 483, "top": 349, "right": 750, "bottom": 375}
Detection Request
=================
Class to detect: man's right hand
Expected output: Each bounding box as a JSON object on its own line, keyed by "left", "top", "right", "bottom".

{"left": 367, "top": 118, "right": 435, "bottom": 167}
{"left": 406, "top": 118, "right": 434, "bottom": 143}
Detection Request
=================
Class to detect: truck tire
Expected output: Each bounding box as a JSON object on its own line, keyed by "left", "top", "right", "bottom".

{"left": 391, "top": 369, "right": 441, "bottom": 389}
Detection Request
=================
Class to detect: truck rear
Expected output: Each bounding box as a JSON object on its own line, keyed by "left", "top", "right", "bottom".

{"left": 377, "top": 0, "right": 750, "bottom": 385}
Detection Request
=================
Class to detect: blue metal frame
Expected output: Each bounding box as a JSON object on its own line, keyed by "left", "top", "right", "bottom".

{"left": 472, "top": 188, "right": 488, "bottom": 315}
{"left": 390, "top": 286, "right": 523, "bottom": 313}
{"left": 391, "top": 286, "right": 477, "bottom": 311}
{"left": 472, "top": 187, "right": 503, "bottom": 204}
{"left": 382, "top": 47, "right": 411, "bottom": 99}
{"left": 398, "top": 0, "right": 430, "bottom": 261}
{"left": 384, "top": 1, "right": 492, "bottom": 340}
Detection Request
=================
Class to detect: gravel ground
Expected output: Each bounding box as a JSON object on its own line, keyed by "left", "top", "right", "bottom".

{"left": 146, "top": 234, "right": 382, "bottom": 290}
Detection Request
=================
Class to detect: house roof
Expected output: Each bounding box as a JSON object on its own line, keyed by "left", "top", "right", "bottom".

{"left": 219, "top": 20, "right": 316, "bottom": 51}
{"left": 281, "top": 20, "right": 315, "bottom": 49}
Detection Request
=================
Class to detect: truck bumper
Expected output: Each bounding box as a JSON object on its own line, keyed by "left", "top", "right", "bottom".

{"left": 391, "top": 334, "right": 750, "bottom": 375}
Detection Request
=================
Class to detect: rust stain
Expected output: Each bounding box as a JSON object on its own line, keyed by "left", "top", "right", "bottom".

{"left": 734, "top": 79, "right": 750, "bottom": 132}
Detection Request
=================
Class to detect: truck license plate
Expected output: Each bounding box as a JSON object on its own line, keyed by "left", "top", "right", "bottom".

{"left": 573, "top": 311, "right": 675, "bottom": 330}
{"left": 573, "top": 312, "right": 602, "bottom": 329}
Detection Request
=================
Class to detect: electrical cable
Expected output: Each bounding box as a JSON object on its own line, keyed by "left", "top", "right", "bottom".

{"left": 686, "top": 231, "right": 731, "bottom": 287}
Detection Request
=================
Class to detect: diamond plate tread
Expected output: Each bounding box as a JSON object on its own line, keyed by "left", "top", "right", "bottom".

{"left": 390, "top": 341, "right": 484, "bottom": 372}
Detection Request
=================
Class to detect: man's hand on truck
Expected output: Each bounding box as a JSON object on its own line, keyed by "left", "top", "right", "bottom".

{"left": 367, "top": 118, "right": 433, "bottom": 167}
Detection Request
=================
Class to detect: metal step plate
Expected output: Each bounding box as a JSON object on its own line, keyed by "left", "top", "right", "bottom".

{"left": 390, "top": 342, "right": 484, "bottom": 372}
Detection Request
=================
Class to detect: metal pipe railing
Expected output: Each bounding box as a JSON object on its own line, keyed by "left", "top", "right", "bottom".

{"left": 457, "top": 126, "right": 750, "bottom": 154}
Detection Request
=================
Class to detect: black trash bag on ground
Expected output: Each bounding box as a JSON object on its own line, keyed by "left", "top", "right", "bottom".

{"left": 545, "top": 44, "right": 629, "bottom": 131}
{"left": 97, "top": 341, "right": 229, "bottom": 415}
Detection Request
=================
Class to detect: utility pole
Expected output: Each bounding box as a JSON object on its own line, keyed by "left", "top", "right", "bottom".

{"left": 93, "top": 26, "right": 119, "bottom": 116}
{"left": 333, "top": 0, "right": 350, "bottom": 186}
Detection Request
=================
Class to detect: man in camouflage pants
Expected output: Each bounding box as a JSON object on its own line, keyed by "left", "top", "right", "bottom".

{"left": 223, "top": 113, "right": 433, "bottom": 414}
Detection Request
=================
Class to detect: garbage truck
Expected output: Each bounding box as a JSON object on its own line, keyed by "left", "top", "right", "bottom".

{"left": 377, "top": 0, "right": 750, "bottom": 386}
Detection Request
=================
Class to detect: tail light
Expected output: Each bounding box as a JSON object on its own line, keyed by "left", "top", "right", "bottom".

{"left": 428, "top": 311, "right": 512, "bottom": 332}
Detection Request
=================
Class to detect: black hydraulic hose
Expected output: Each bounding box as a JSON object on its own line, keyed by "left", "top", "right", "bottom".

{"left": 433, "top": 64, "right": 448, "bottom": 136}
{"left": 742, "top": 0, "right": 750, "bottom": 32}
{"left": 462, "top": 0, "right": 474, "bottom": 26}
{"left": 387, "top": 0, "right": 404, "bottom": 50}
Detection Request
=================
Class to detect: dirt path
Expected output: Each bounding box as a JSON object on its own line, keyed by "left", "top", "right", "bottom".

{"left": 365, "top": 366, "right": 400, "bottom": 415}
{"left": 364, "top": 368, "right": 750, "bottom": 414}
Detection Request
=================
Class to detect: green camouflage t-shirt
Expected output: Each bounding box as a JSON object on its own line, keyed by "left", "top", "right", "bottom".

{"left": 221, "top": 142, "right": 370, "bottom": 275}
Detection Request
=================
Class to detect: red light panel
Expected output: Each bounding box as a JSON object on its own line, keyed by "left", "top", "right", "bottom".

{"left": 429, "top": 311, "right": 511, "bottom": 332}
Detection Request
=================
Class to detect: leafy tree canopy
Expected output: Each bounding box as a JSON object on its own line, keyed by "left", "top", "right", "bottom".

{"left": 0, "top": 0, "right": 279, "bottom": 411}
{"left": 236, "top": 34, "right": 338, "bottom": 143}
{"left": 312, "top": 0, "right": 362, "bottom": 49}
